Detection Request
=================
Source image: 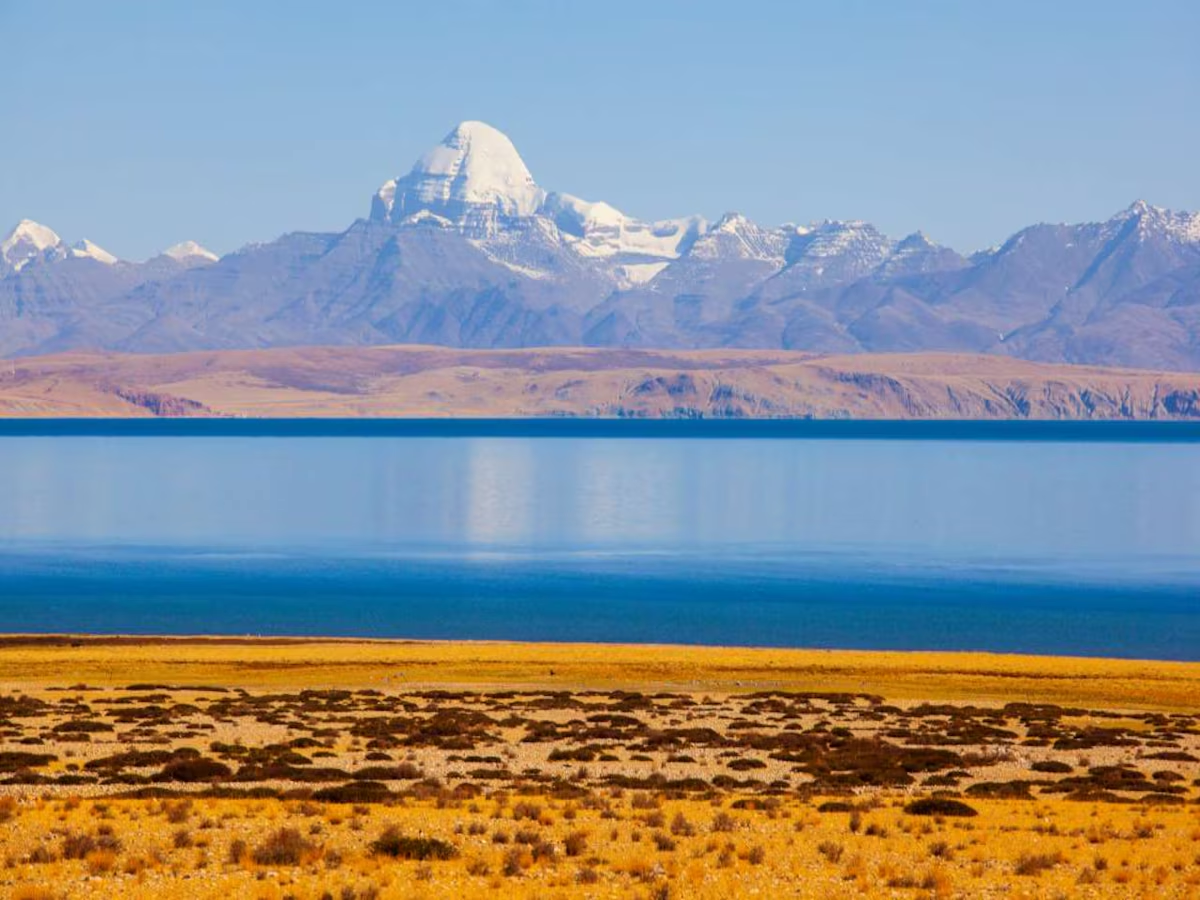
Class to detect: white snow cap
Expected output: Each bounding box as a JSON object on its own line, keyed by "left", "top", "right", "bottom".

{"left": 1, "top": 219, "right": 63, "bottom": 271}
{"left": 542, "top": 192, "right": 708, "bottom": 262}
{"left": 162, "top": 240, "right": 219, "bottom": 263}
{"left": 373, "top": 121, "right": 546, "bottom": 225}
{"left": 1113, "top": 199, "right": 1200, "bottom": 244}
{"left": 69, "top": 239, "right": 119, "bottom": 265}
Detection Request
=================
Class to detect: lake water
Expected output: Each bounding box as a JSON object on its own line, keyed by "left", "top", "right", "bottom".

{"left": 0, "top": 426, "right": 1198, "bottom": 659}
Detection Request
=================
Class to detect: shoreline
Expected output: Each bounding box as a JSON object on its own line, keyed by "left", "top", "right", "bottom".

{"left": 3, "top": 418, "right": 1200, "bottom": 439}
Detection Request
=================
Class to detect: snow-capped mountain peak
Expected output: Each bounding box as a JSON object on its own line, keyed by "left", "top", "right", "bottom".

{"left": 689, "top": 213, "right": 788, "bottom": 262}
{"left": 1, "top": 219, "right": 64, "bottom": 272}
{"left": 162, "top": 240, "right": 219, "bottom": 263}
{"left": 371, "top": 121, "right": 546, "bottom": 234}
{"left": 69, "top": 239, "right": 119, "bottom": 265}
{"left": 1108, "top": 199, "right": 1200, "bottom": 244}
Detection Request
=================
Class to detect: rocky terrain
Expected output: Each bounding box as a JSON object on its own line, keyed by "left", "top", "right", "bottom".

{"left": 2, "top": 345, "right": 1199, "bottom": 419}
{"left": 3, "top": 121, "right": 1200, "bottom": 370}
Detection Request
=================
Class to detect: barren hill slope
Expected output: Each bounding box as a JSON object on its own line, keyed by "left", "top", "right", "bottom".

{"left": 1, "top": 346, "right": 1198, "bottom": 419}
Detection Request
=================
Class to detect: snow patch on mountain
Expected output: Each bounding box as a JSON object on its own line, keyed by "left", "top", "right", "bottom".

{"left": 69, "top": 239, "right": 118, "bottom": 265}
{"left": 542, "top": 192, "right": 708, "bottom": 263}
{"left": 1113, "top": 200, "right": 1200, "bottom": 245}
{"left": 162, "top": 241, "right": 219, "bottom": 263}
{"left": 1, "top": 219, "right": 63, "bottom": 272}
{"left": 688, "top": 213, "right": 788, "bottom": 263}
{"left": 784, "top": 220, "right": 894, "bottom": 275}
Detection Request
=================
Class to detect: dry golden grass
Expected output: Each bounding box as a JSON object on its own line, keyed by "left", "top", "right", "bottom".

{"left": 0, "top": 792, "right": 1196, "bottom": 898}
{"left": 0, "top": 636, "right": 1196, "bottom": 709}
{"left": 0, "top": 636, "right": 1195, "bottom": 897}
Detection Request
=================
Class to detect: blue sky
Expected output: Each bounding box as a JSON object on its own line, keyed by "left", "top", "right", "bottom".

{"left": 2, "top": 0, "right": 1197, "bottom": 259}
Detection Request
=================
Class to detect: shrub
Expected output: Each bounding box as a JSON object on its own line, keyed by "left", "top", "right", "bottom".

{"left": 670, "top": 812, "right": 695, "bottom": 836}
{"left": 163, "top": 800, "right": 192, "bottom": 823}
{"left": 157, "top": 758, "right": 231, "bottom": 783}
{"left": 227, "top": 838, "right": 248, "bottom": 864}
{"left": 904, "top": 798, "right": 977, "bottom": 817}
{"left": 817, "top": 841, "right": 844, "bottom": 863}
{"left": 817, "top": 801, "right": 854, "bottom": 813}
{"left": 512, "top": 801, "right": 542, "bottom": 821}
{"left": 465, "top": 857, "right": 490, "bottom": 876}
{"left": 563, "top": 830, "right": 588, "bottom": 857}
{"left": 252, "top": 828, "right": 317, "bottom": 866}
{"left": 311, "top": 781, "right": 392, "bottom": 804}
{"left": 1031, "top": 760, "right": 1072, "bottom": 774}
{"left": 61, "top": 832, "right": 97, "bottom": 860}
{"left": 368, "top": 827, "right": 457, "bottom": 861}
{"left": 26, "top": 843, "right": 56, "bottom": 865}
{"left": 503, "top": 847, "right": 531, "bottom": 877}
{"left": 85, "top": 849, "right": 118, "bottom": 874}
{"left": 1014, "top": 852, "right": 1063, "bottom": 876}
{"left": 711, "top": 811, "right": 735, "bottom": 832}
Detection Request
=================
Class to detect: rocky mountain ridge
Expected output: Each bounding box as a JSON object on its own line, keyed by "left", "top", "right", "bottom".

{"left": 3, "top": 121, "right": 1199, "bottom": 369}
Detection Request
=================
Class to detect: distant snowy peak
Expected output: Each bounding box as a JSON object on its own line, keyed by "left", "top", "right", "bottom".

{"left": 1, "top": 219, "right": 63, "bottom": 272}
{"left": 688, "top": 213, "right": 789, "bottom": 263}
{"left": 372, "top": 121, "right": 546, "bottom": 235}
{"left": 1110, "top": 200, "right": 1200, "bottom": 245}
{"left": 3, "top": 222, "right": 119, "bottom": 271}
{"left": 162, "top": 240, "right": 219, "bottom": 264}
{"left": 69, "top": 239, "right": 118, "bottom": 265}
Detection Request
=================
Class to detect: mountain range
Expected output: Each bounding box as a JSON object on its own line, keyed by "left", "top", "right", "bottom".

{"left": 4, "top": 120, "right": 1200, "bottom": 370}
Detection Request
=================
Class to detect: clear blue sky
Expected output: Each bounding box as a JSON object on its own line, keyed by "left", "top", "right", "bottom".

{"left": 3, "top": 0, "right": 1197, "bottom": 259}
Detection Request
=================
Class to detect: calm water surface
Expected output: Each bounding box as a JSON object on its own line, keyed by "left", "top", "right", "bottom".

{"left": 0, "top": 433, "right": 1197, "bottom": 658}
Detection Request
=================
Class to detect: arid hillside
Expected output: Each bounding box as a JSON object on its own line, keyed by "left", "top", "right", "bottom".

{"left": 1, "top": 345, "right": 1199, "bottom": 419}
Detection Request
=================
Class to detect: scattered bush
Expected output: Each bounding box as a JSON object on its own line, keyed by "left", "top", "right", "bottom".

{"left": 252, "top": 828, "right": 317, "bottom": 866}
{"left": 157, "top": 758, "right": 231, "bottom": 783}
{"left": 1031, "top": 760, "right": 1072, "bottom": 774}
{"left": 1014, "top": 852, "right": 1063, "bottom": 876}
{"left": 817, "top": 841, "right": 844, "bottom": 863}
{"left": 904, "top": 798, "right": 978, "bottom": 817}
{"left": 563, "top": 830, "right": 588, "bottom": 857}
{"left": 369, "top": 827, "right": 457, "bottom": 861}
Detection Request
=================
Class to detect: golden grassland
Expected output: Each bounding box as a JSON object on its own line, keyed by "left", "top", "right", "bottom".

{"left": 1, "top": 636, "right": 1198, "bottom": 709}
{"left": 0, "top": 637, "right": 1197, "bottom": 898}
{"left": 2, "top": 792, "right": 1199, "bottom": 899}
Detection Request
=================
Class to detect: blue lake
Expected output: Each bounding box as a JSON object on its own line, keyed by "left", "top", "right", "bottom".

{"left": 0, "top": 424, "right": 1197, "bottom": 659}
